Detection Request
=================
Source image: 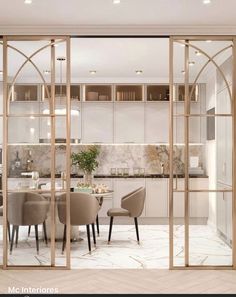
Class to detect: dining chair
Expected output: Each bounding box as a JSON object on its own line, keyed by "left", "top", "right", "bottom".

{"left": 107, "top": 187, "right": 146, "bottom": 244}
{"left": 57, "top": 192, "right": 99, "bottom": 254}
{"left": 8, "top": 192, "right": 49, "bottom": 254}
{"left": 27, "top": 182, "right": 47, "bottom": 237}
{"left": 0, "top": 193, "right": 11, "bottom": 241}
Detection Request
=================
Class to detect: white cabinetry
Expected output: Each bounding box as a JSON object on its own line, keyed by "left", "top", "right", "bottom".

{"left": 8, "top": 102, "right": 40, "bottom": 143}
{"left": 114, "top": 103, "right": 145, "bottom": 143}
{"left": 173, "top": 178, "right": 209, "bottom": 218}
{"left": 145, "top": 103, "right": 169, "bottom": 143}
{"left": 146, "top": 178, "right": 168, "bottom": 217}
{"left": 113, "top": 178, "right": 146, "bottom": 216}
{"left": 82, "top": 103, "right": 113, "bottom": 143}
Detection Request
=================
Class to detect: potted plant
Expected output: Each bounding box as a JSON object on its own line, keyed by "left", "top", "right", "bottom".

{"left": 71, "top": 145, "right": 100, "bottom": 186}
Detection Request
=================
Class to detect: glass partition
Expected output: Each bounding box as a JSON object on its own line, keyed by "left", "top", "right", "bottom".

{"left": 170, "top": 37, "right": 234, "bottom": 269}
{"left": 2, "top": 37, "right": 71, "bottom": 268}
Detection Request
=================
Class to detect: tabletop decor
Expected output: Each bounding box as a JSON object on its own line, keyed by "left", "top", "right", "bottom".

{"left": 71, "top": 145, "right": 100, "bottom": 186}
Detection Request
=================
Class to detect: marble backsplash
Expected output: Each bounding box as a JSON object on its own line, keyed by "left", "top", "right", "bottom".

{"left": 7, "top": 144, "right": 205, "bottom": 177}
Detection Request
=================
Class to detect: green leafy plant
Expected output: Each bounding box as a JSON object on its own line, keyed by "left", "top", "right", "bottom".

{"left": 71, "top": 146, "right": 100, "bottom": 174}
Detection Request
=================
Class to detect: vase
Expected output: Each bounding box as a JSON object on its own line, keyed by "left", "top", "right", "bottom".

{"left": 83, "top": 172, "right": 93, "bottom": 186}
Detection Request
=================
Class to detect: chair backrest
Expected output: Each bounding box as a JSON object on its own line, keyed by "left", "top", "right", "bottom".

{"left": 8, "top": 192, "right": 49, "bottom": 226}
{"left": 57, "top": 192, "right": 99, "bottom": 226}
{"left": 121, "top": 187, "right": 146, "bottom": 217}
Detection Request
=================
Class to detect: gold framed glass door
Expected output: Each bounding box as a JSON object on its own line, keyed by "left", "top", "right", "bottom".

{"left": 169, "top": 36, "right": 236, "bottom": 269}
{"left": 1, "top": 36, "right": 71, "bottom": 269}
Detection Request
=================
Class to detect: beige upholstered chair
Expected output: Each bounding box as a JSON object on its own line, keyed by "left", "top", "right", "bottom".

{"left": 107, "top": 187, "right": 146, "bottom": 244}
{"left": 8, "top": 192, "right": 49, "bottom": 254}
{"left": 57, "top": 192, "right": 99, "bottom": 254}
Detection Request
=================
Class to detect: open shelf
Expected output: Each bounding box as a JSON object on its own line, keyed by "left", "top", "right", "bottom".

{"left": 42, "top": 84, "right": 80, "bottom": 101}
{"left": 115, "top": 85, "right": 143, "bottom": 101}
{"left": 174, "top": 84, "right": 199, "bottom": 102}
{"left": 10, "top": 84, "right": 38, "bottom": 101}
{"left": 85, "top": 85, "right": 112, "bottom": 101}
{"left": 147, "top": 85, "right": 169, "bottom": 102}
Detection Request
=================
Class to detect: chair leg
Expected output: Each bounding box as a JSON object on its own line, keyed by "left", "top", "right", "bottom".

{"left": 62, "top": 225, "right": 66, "bottom": 254}
{"left": 91, "top": 223, "right": 96, "bottom": 247}
{"left": 28, "top": 225, "right": 31, "bottom": 237}
{"left": 7, "top": 221, "right": 11, "bottom": 242}
{"left": 34, "top": 225, "right": 39, "bottom": 254}
{"left": 134, "top": 217, "right": 140, "bottom": 244}
{"left": 86, "top": 224, "right": 91, "bottom": 253}
{"left": 10, "top": 225, "right": 16, "bottom": 254}
{"left": 96, "top": 215, "right": 100, "bottom": 236}
{"left": 43, "top": 221, "right": 48, "bottom": 245}
{"left": 108, "top": 216, "right": 114, "bottom": 244}
{"left": 15, "top": 226, "right": 19, "bottom": 247}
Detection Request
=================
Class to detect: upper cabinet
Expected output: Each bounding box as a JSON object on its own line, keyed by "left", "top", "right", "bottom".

{"left": 84, "top": 85, "right": 112, "bottom": 101}
{"left": 115, "top": 85, "right": 143, "bottom": 101}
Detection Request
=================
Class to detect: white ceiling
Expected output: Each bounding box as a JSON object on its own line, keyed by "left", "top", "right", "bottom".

{"left": 0, "top": 38, "right": 232, "bottom": 82}
{"left": 0, "top": 0, "right": 236, "bottom": 28}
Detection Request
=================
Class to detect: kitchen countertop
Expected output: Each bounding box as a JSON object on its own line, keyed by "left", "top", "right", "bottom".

{"left": 8, "top": 174, "right": 209, "bottom": 179}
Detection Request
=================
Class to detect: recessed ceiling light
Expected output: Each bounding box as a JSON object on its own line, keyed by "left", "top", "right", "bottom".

{"left": 203, "top": 0, "right": 211, "bottom": 4}
{"left": 113, "top": 0, "right": 121, "bottom": 4}
{"left": 24, "top": 0, "right": 32, "bottom": 4}
{"left": 195, "top": 50, "right": 202, "bottom": 56}
{"left": 181, "top": 70, "right": 185, "bottom": 75}
{"left": 89, "top": 70, "right": 97, "bottom": 75}
{"left": 0, "top": 70, "right": 3, "bottom": 75}
{"left": 189, "top": 61, "right": 195, "bottom": 66}
{"left": 206, "top": 40, "right": 212, "bottom": 43}
{"left": 136, "top": 70, "right": 143, "bottom": 75}
{"left": 43, "top": 70, "right": 51, "bottom": 75}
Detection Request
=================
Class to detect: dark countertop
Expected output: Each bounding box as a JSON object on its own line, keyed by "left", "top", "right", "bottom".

{"left": 8, "top": 174, "right": 208, "bottom": 179}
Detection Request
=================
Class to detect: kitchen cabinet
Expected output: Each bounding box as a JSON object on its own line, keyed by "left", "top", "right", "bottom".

{"left": 113, "top": 178, "right": 146, "bottom": 217}
{"left": 8, "top": 102, "right": 40, "bottom": 143}
{"left": 82, "top": 103, "right": 113, "bottom": 143}
{"left": 114, "top": 103, "right": 145, "bottom": 143}
{"left": 173, "top": 178, "right": 209, "bottom": 218}
{"left": 84, "top": 85, "right": 112, "bottom": 101}
{"left": 146, "top": 178, "right": 168, "bottom": 217}
{"left": 145, "top": 103, "right": 169, "bottom": 143}
{"left": 216, "top": 186, "right": 232, "bottom": 244}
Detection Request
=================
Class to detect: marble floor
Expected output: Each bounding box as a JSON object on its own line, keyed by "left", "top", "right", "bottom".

{"left": 0, "top": 224, "right": 232, "bottom": 268}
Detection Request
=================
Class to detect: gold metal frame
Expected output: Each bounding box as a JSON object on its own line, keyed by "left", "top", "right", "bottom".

{"left": 169, "top": 36, "right": 235, "bottom": 269}
{"left": 1, "top": 36, "right": 71, "bottom": 269}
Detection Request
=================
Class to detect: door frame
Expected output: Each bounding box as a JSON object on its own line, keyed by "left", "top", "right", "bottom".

{"left": 169, "top": 35, "right": 236, "bottom": 269}
{"left": 1, "top": 35, "right": 71, "bottom": 269}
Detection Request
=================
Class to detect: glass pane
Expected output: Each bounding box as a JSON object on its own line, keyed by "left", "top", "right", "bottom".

{"left": 189, "top": 191, "right": 232, "bottom": 266}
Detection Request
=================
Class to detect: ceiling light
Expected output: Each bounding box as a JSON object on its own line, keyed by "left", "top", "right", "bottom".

{"left": 136, "top": 70, "right": 143, "bottom": 75}
{"left": 43, "top": 70, "right": 51, "bottom": 75}
{"left": 113, "top": 0, "right": 121, "bottom": 4}
{"left": 181, "top": 70, "right": 185, "bottom": 75}
{"left": 24, "top": 0, "right": 32, "bottom": 4}
{"left": 89, "top": 70, "right": 97, "bottom": 75}
{"left": 30, "top": 116, "right": 35, "bottom": 119}
{"left": 0, "top": 70, "right": 3, "bottom": 75}
{"left": 206, "top": 40, "right": 212, "bottom": 43}
{"left": 195, "top": 50, "right": 202, "bottom": 56}
{"left": 203, "top": 0, "right": 211, "bottom": 4}
{"left": 189, "top": 61, "right": 195, "bottom": 66}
